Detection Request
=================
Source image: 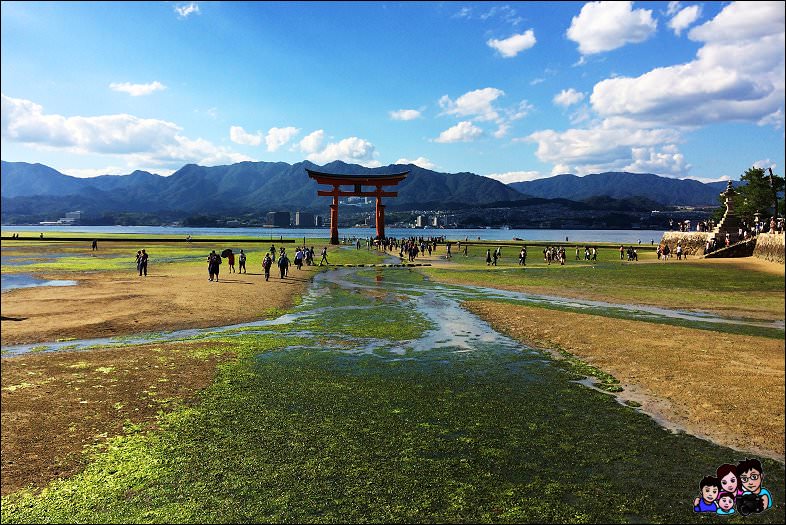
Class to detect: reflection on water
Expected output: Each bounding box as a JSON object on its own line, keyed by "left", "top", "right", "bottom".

{"left": 1, "top": 273, "right": 77, "bottom": 293}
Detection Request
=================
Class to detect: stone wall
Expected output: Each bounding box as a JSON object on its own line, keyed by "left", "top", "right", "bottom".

{"left": 753, "top": 232, "right": 785, "bottom": 264}
{"left": 659, "top": 232, "right": 712, "bottom": 256}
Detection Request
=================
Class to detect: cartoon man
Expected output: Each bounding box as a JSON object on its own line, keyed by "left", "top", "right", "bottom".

{"left": 716, "top": 492, "right": 736, "bottom": 516}
{"left": 737, "top": 458, "right": 772, "bottom": 511}
{"left": 693, "top": 476, "right": 720, "bottom": 512}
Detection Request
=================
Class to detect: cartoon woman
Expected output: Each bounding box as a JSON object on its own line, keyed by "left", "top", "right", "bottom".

{"left": 716, "top": 464, "right": 743, "bottom": 496}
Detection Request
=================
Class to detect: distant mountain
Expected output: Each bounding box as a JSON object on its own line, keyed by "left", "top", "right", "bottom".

{"left": 1, "top": 160, "right": 526, "bottom": 218}
{"left": 508, "top": 172, "right": 730, "bottom": 206}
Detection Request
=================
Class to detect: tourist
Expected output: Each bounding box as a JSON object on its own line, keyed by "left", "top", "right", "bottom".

{"left": 262, "top": 253, "right": 272, "bottom": 281}
{"left": 238, "top": 249, "right": 247, "bottom": 273}
{"left": 139, "top": 249, "right": 148, "bottom": 276}
{"left": 136, "top": 250, "right": 142, "bottom": 274}
{"left": 486, "top": 249, "right": 492, "bottom": 266}
{"left": 294, "top": 247, "right": 304, "bottom": 270}
{"left": 92, "top": 239, "right": 98, "bottom": 251}
{"left": 227, "top": 250, "right": 236, "bottom": 273}
{"left": 676, "top": 242, "right": 683, "bottom": 260}
{"left": 319, "top": 246, "right": 329, "bottom": 266}
{"left": 278, "top": 250, "right": 290, "bottom": 279}
{"left": 619, "top": 245, "right": 624, "bottom": 260}
{"left": 208, "top": 250, "right": 221, "bottom": 281}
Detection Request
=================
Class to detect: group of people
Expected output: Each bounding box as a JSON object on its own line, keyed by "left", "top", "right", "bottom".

{"left": 135, "top": 249, "right": 148, "bottom": 276}
{"left": 543, "top": 246, "right": 566, "bottom": 265}
{"left": 205, "top": 245, "right": 330, "bottom": 282}
{"left": 693, "top": 459, "right": 772, "bottom": 516}
{"left": 618, "top": 245, "right": 639, "bottom": 261}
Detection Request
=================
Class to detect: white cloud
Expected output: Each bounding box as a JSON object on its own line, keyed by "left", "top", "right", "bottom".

{"left": 229, "top": 125, "right": 263, "bottom": 146}
{"left": 434, "top": 121, "right": 483, "bottom": 143}
{"left": 389, "top": 109, "right": 422, "bottom": 121}
{"left": 298, "top": 129, "right": 325, "bottom": 154}
{"left": 439, "top": 88, "right": 505, "bottom": 122}
{"left": 567, "top": 1, "right": 657, "bottom": 55}
{"left": 553, "top": 88, "right": 585, "bottom": 107}
{"left": 1, "top": 94, "right": 252, "bottom": 169}
{"left": 590, "top": 1, "right": 785, "bottom": 128}
{"left": 109, "top": 81, "right": 166, "bottom": 97}
{"left": 487, "top": 30, "right": 536, "bottom": 58}
{"left": 305, "top": 136, "right": 380, "bottom": 167}
{"left": 525, "top": 120, "right": 687, "bottom": 176}
{"left": 667, "top": 2, "right": 682, "bottom": 17}
{"left": 485, "top": 170, "right": 543, "bottom": 184}
{"left": 394, "top": 157, "right": 436, "bottom": 170}
{"left": 265, "top": 126, "right": 300, "bottom": 152}
{"left": 175, "top": 3, "right": 200, "bottom": 18}
{"left": 668, "top": 5, "right": 701, "bottom": 36}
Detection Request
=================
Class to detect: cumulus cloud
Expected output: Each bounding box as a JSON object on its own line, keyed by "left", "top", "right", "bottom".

{"left": 175, "top": 3, "right": 200, "bottom": 18}
{"left": 303, "top": 135, "right": 381, "bottom": 167}
{"left": 109, "top": 81, "right": 166, "bottom": 96}
{"left": 229, "top": 125, "right": 263, "bottom": 146}
{"left": 1, "top": 94, "right": 252, "bottom": 170}
{"left": 298, "top": 129, "right": 325, "bottom": 154}
{"left": 394, "top": 157, "right": 436, "bottom": 170}
{"left": 590, "top": 1, "right": 785, "bottom": 128}
{"left": 484, "top": 170, "right": 543, "bottom": 184}
{"left": 567, "top": 1, "right": 657, "bottom": 55}
{"left": 434, "top": 121, "right": 483, "bottom": 143}
{"left": 668, "top": 4, "right": 701, "bottom": 36}
{"left": 389, "top": 109, "right": 422, "bottom": 121}
{"left": 553, "top": 88, "right": 585, "bottom": 107}
{"left": 487, "top": 30, "right": 536, "bottom": 58}
{"left": 439, "top": 88, "right": 504, "bottom": 122}
{"left": 524, "top": 120, "right": 687, "bottom": 176}
{"left": 265, "top": 126, "right": 300, "bottom": 152}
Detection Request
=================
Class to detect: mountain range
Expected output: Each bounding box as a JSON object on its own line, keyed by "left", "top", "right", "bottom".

{"left": 1, "top": 160, "right": 729, "bottom": 222}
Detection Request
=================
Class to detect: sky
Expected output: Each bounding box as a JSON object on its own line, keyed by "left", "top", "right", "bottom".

{"left": 1, "top": 1, "right": 784, "bottom": 184}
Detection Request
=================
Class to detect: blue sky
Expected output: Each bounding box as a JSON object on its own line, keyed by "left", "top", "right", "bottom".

{"left": 1, "top": 1, "right": 784, "bottom": 184}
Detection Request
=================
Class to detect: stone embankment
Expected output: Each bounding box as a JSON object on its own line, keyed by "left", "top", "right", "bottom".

{"left": 659, "top": 232, "right": 711, "bottom": 256}
{"left": 753, "top": 232, "right": 785, "bottom": 264}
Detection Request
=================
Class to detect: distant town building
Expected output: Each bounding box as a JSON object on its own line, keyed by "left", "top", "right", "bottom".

{"left": 40, "top": 210, "right": 81, "bottom": 226}
{"left": 315, "top": 215, "right": 324, "bottom": 227}
{"left": 266, "top": 211, "right": 291, "bottom": 227}
{"left": 416, "top": 215, "right": 428, "bottom": 227}
{"left": 295, "top": 211, "right": 315, "bottom": 227}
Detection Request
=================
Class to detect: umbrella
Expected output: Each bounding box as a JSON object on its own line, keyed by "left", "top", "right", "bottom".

{"left": 221, "top": 248, "right": 233, "bottom": 258}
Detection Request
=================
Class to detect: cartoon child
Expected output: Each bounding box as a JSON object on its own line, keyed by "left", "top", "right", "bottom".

{"left": 716, "top": 464, "right": 743, "bottom": 496}
{"left": 716, "top": 492, "right": 736, "bottom": 516}
{"left": 737, "top": 458, "right": 772, "bottom": 510}
{"left": 694, "top": 476, "right": 720, "bottom": 512}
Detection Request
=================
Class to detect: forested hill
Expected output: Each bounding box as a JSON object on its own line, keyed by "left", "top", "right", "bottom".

{"left": 508, "top": 171, "right": 729, "bottom": 206}
{"left": 1, "top": 160, "right": 525, "bottom": 215}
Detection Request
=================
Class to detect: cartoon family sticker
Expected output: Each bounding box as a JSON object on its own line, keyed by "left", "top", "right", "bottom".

{"left": 693, "top": 458, "right": 773, "bottom": 516}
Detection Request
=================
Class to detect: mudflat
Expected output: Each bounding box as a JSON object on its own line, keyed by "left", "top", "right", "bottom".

{"left": 465, "top": 301, "right": 785, "bottom": 461}
{"left": 1, "top": 262, "right": 314, "bottom": 346}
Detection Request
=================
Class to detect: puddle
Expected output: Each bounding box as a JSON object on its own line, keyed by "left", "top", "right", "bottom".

{"left": 1, "top": 273, "right": 78, "bottom": 293}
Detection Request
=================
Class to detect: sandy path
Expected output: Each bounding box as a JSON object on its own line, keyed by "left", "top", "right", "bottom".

{"left": 1, "top": 263, "right": 315, "bottom": 346}
{"left": 465, "top": 301, "right": 785, "bottom": 461}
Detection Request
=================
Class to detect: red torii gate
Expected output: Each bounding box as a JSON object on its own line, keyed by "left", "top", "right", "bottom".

{"left": 306, "top": 169, "right": 409, "bottom": 244}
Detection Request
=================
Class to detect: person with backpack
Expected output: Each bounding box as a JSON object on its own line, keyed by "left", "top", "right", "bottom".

{"left": 262, "top": 253, "right": 272, "bottom": 281}
{"left": 238, "top": 249, "right": 247, "bottom": 273}
{"left": 277, "top": 250, "right": 290, "bottom": 279}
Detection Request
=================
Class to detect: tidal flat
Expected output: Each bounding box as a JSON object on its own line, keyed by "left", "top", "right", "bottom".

{"left": 1, "top": 236, "right": 784, "bottom": 523}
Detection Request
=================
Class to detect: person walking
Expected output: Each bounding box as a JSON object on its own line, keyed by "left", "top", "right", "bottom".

{"left": 238, "top": 249, "right": 247, "bottom": 273}
{"left": 277, "top": 250, "right": 290, "bottom": 279}
{"left": 486, "top": 249, "right": 492, "bottom": 266}
{"left": 227, "top": 250, "right": 236, "bottom": 273}
{"left": 135, "top": 250, "right": 142, "bottom": 275}
{"left": 262, "top": 253, "right": 272, "bottom": 281}
{"left": 92, "top": 239, "right": 98, "bottom": 251}
{"left": 139, "top": 249, "right": 149, "bottom": 276}
{"left": 319, "top": 246, "right": 329, "bottom": 266}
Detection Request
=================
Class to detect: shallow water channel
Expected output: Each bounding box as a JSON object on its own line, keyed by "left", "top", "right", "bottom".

{"left": 2, "top": 265, "right": 780, "bottom": 357}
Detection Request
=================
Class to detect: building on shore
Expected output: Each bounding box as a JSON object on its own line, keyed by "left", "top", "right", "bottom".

{"left": 295, "top": 211, "right": 315, "bottom": 227}
{"left": 266, "top": 211, "right": 291, "bottom": 227}
{"left": 40, "top": 210, "right": 81, "bottom": 226}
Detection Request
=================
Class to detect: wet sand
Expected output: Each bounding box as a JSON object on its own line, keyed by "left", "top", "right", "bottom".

{"left": 1, "top": 263, "right": 315, "bottom": 347}
{"left": 464, "top": 301, "right": 785, "bottom": 462}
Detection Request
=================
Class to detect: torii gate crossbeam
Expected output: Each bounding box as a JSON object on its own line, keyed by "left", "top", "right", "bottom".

{"left": 306, "top": 169, "right": 409, "bottom": 244}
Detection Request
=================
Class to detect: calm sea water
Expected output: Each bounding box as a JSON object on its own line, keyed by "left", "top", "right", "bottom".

{"left": 1, "top": 225, "right": 665, "bottom": 244}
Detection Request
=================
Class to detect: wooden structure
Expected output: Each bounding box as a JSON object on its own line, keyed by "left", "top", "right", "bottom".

{"left": 306, "top": 169, "right": 408, "bottom": 244}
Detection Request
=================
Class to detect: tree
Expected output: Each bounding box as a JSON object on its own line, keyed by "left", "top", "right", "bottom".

{"left": 721, "top": 167, "right": 784, "bottom": 223}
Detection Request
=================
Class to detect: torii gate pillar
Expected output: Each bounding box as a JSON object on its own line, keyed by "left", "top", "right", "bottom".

{"left": 306, "top": 169, "right": 408, "bottom": 245}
